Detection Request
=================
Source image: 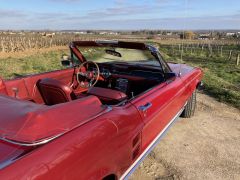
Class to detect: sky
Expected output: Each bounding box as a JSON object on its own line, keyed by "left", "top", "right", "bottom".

{"left": 0, "top": 0, "right": 240, "bottom": 30}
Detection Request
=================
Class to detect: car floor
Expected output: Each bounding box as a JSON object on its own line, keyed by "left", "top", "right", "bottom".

{"left": 130, "top": 92, "right": 240, "bottom": 180}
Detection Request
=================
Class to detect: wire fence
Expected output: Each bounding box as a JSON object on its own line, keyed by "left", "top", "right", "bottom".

{"left": 0, "top": 34, "right": 239, "bottom": 65}
{"left": 159, "top": 44, "right": 240, "bottom": 65}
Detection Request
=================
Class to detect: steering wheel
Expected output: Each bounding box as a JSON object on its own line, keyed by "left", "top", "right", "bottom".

{"left": 76, "top": 61, "right": 100, "bottom": 88}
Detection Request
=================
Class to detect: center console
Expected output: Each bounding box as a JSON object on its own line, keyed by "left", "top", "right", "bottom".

{"left": 115, "top": 78, "right": 129, "bottom": 94}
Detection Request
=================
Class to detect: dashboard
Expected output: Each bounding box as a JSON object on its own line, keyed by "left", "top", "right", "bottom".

{"left": 88, "top": 62, "right": 165, "bottom": 96}
{"left": 92, "top": 63, "right": 164, "bottom": 80}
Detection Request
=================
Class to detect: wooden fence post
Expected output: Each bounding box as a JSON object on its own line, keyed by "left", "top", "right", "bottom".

{"left": 220, "top": 46, "right": 223, "bottom": 57}
{"left": 1, "top": 40, "right": 5, "bottom": 53}
{"left": 171, "top": 44, "right": 174, "bottom": 54}
{"left": 201, "top": 45, "right": 204, "bottom": 55}
{"left": 236, "top": 54, "right": 240, "bottom": 66}
{"left": 180, "top": 45, "right": 184, "bottom": 61}
{"left": 28, "top": 39, "right": 32, "bottom": 49}
{"left": 228, "top": 50, "right": 233, "bottom": 60}
{"left": 208, "top": 44, "right": 213, "bottom": 57}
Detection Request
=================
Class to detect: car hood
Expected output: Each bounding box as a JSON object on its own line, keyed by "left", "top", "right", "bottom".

{"left": 0, "top": 95, "right": 106, "bottom": 145}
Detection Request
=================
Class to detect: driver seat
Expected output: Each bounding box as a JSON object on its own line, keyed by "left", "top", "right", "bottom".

{"left": 37, "top": 78, "right": 77, "bottom": 105}
{"left": 37, "top": 78, "right": 127, "bottom": 105}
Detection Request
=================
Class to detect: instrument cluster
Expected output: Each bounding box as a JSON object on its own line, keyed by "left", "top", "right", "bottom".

{"left": 100, "top": 68, "right": 111, "bottom": 78}
{"left": 91, "top": 67, "right": 111, "bottom": 79}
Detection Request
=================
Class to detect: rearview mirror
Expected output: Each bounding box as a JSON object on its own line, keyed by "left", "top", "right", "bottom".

{"left": 105, "top": 49, "right": 122, "bottom": 57}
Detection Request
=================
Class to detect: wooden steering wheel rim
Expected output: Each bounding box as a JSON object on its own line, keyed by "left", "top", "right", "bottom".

{"left": 76, "top": 61, "right": 100, "bottom": 88}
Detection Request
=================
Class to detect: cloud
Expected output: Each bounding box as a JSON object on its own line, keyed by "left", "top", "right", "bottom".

{"left": 0, "top": 0, "right": 239, "bottom": 30}
{"left": 1, "top": 11, "right": 240, "bottom": 30}
{"left": 34, "top": 12, "right": 69, "bottom": 20}
{"left": 83, "top": 2, "right": 181, "bottom": 19}
{"left": 0, "top": 9, "right": 27, "bottom": 18}
{"left": 114, "top": 0, "right": 128, "bottom": 6}
{"left": 60, "top": 13, "right": 240, "bottom": 30}
{"left": 87, "top": 5, "right": 155, "bottom": 17}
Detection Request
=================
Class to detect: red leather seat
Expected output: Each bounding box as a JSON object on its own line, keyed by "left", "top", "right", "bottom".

{"left": 87, "top": 87, "right": 127, "bottom": 104}
{"left": 37, "top": 78, "right": 76, "bottom": 105}
{"left": 37, "top": 78, "right": 127, "bottom": 105}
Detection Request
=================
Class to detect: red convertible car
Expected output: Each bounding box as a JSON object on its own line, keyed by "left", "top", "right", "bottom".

{"left": 0, "top": 41, "right": 202, "bottom": 179}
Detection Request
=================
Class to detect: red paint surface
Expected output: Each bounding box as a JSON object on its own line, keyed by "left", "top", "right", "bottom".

{"left": 0, "top": 41, "right": 203, "bottom": 179}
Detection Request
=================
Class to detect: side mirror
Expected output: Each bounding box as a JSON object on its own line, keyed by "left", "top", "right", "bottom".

{"left": 61, "top": 55, "right": 72, "bottom": 67}
{"left": 164, "top": 72, "right": 177, "bottom": 80}
{"left": 61, "top": 60, "right": 72, "bottom": 67}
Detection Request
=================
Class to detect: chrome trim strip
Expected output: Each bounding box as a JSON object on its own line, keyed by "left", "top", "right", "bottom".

{"left": 120, "top": 107, "right": 185, "bottom": 180}
{"left": 0, "top": 133, "right": 64, "bottom": 147}
{"left": 0, "top": 106, "right": 112, "bottom": 147}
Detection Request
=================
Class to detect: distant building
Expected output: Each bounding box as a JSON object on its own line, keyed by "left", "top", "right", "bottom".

{"left": 42, "top": 32, "right": 56, "bottom": 38}
{"left": 9, "top": 32, "right": 16, "bottom": 35}
{"left": 109, "top": 32, "right": 119, "bottom": 35}
{"left": 226, "top": 32, "right": 235, "bottom": 36}
{"left": 198, "top": 33, "right": 211, "bottom": 40}
{"left": 99, "top": 32, "right": 108, "bottom": 35}
{"left": 74, "top": 32, "right": 87, "bottom": 35}
{"left": 18, "top": 32, "right": 25, "bottom": 35}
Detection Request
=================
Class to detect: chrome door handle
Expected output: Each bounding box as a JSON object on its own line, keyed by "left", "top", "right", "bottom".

{"left": 138, "top": 102, "right": 152, "bottom": 112}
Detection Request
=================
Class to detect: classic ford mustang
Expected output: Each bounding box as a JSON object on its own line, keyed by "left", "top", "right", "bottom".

{"left": 0, "top": 41, "right": 202, "bottom": 179}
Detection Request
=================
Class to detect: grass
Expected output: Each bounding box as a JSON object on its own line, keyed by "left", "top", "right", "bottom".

{"left": 159, "top": 45, "right": 240, "bottom": 109}
{"left": 0, "top": 49, "right": 69, "bottom": 79}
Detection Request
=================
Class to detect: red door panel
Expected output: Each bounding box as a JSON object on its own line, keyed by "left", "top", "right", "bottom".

{"left": 4, "top": 68, "right": 74, "bottom": 103}
{"left": 5, "top": 79, "right": 30, "bottom": 100}
{"left": 24, "top": 68, "right": 74, "bottom": 103}
{"left": 132, "top": 77, "right": 188, "bottom": 149}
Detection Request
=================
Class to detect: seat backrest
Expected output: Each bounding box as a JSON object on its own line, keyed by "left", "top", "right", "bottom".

{"left": 37, "top": 78, "right": 75, "bottom": 105}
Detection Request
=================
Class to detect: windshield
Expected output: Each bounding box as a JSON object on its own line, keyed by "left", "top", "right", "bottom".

{"left": 77, "top": 47, "right": 160, "bottom": 66}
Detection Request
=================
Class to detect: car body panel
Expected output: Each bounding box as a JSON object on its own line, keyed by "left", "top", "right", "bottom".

{"left": 132, "top": 76, "right": 188, "bottom": 149}
{"left": 0, "top": 95, "right": 105, "bottom": 143}
{"left": 0, "top": 103, "right": 144, "bottom": 180}
{"left": 0, "top": 41, "right": 203, "bottom": 179}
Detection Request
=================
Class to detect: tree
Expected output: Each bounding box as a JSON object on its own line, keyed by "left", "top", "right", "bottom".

{"left": 181, "top": 31, "right": 195, "bottom": 39}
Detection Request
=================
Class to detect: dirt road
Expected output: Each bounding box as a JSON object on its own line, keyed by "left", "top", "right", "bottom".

{"left": 130, "top": 93, "right": 240, "bottom": 180}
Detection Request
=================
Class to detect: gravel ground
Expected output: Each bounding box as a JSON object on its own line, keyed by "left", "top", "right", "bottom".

{"left": 130, "top": 93, "right": 240, "bottom": 180}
